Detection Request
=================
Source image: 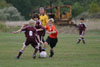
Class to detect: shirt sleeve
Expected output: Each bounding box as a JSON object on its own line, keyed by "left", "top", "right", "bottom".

{"left": 52, "top": 26, "right": 56, "bottom": 31}
{"left": 84, "top": 23, "right": 87, "bottom": 28}
{"left": 83, "top": 24, "right": 86, "bottom": 31}
{"left": 21, "top": 27, "right": 27, "bottom": 32}
{"left": 45, "top": 26, "right": 48, "bottom": 30}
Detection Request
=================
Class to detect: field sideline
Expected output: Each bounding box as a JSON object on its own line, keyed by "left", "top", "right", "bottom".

{"left": 0, "top": 32, "right": 100, "bottom": 67}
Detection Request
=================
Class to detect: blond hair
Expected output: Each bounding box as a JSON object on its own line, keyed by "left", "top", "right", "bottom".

{"left": 48, "top": 18, "right": 54, "bottom": 23}
{"left": 29, "top": 19, "right": 36, "bottom": 26}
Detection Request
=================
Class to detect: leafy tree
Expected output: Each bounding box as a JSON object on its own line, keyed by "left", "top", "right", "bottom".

{"left": 0, "top": 0, "right": 11, "bottom": 8}
{"left": 6, "top": 0, "right": 49, "bottom": 20}
{"left": 72, "top": 2, "right": 85, "bottom": 17}
{"left": 5, "top": 0, "right": 100, "bottom": 19}
{"left": 89, "top": 2, "right": 100, "bottom": 14}
{"left": 0, "top": 6, "right": 25, "bottom": 21}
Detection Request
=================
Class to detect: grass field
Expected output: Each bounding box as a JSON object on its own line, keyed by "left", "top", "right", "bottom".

{"left": 0, "top": 32, "right": 100, "bottom": 67}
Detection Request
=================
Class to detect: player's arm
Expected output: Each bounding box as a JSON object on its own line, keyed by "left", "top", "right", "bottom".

{"left": 83, "top": 24, "right": 87, "bottom": 33}
{"left": 46, "top": 30, "right": 56, "bottom": 34}
{"left": 37, "top": 35, "right": 41, "bottom": 42}
{"left": 12, "top": 25, "right": 24, "bottom": 34}
{"left": 36, "top": 34, "right": 43, "bottom": 44}
{"left": 47, "top": 26, "right": 56, "bottom": 34}
{"left": 84, "top": 28, "right": 86, "bottom": 34}
{"left": 37, "top": 26, "right": 45, "bottom": 31}
{"left": 35, "top": 30, "right": 43, "bottom": 44}
{"left": 36, "top": 28, "right": 44, "bottom": 31}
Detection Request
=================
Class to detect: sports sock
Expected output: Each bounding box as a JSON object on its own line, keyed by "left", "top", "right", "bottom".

{"left": 39, "top": 46, "right": 42, "bottom": 53}
{"left": 33, "top": 48, "right": 38, "bottom": 55}
{"left": 16, "top": 50, "right": 23, "bottom": 59}
{"left": 33, "top": 48, "right": 38, "bottom": 59}
{"left": 82, "top": 37, "right": 85, "bottom": 44}
{"left": 49, "top": 50, "right": 54, "bottom": 57}
{"left": 77, "top": 38, "right": 81, "bottom": 44}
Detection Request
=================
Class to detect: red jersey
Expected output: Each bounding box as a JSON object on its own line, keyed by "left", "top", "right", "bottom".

{"left": 45, "top": 25, "right": 58, "bottom": 38}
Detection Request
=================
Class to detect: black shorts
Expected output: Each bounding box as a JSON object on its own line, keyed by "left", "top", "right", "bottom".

{"left": 46, "top": 36, "right": 58, "bottom": 48}
{"left": 24, "top": 38, "right": 38, "bottom": 48}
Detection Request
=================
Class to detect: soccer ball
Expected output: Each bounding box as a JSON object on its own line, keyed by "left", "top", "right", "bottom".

{"left": 39, "top": 51, "right": 47, "bottom": 58}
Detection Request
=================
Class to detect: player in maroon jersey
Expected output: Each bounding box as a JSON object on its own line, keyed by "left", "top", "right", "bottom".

{"left": 33, "top": 14, "right": 46, "bottom": 52}
{"left": 77, "top": 18, "right": 86, "bottom": 44}
{"left": 13, "top": 20, "right": 41, "bottom": 59}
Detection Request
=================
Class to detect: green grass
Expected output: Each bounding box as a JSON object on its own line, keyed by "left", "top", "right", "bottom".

{"left": 0, "top": 32, "right": 100, "bottom": 67}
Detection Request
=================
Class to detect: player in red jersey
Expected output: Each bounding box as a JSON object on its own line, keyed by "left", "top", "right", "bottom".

{"left": 77, "top": 18, "right": 86, "bottom": 44}
{"left": 43, "top": 18, "right": 58, "bottom": 57}
{"left": 13, "top": 20, "right": 41, "bottom": 59}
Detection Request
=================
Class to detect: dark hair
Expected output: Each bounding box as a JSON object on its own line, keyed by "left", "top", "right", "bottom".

{"left": 33, "top": 13, "right": 40, "bottom": 19}
{"left": 80, "top": 18, "right": 84, "bottom": 20}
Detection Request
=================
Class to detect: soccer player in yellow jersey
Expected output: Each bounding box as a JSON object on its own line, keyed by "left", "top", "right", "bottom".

{"left": 39, "top": 7, "right": 48, "bottom": 26}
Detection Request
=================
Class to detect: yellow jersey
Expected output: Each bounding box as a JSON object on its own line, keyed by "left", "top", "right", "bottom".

{"left": 40, "top": 14, "right": 48, "bottom": 26}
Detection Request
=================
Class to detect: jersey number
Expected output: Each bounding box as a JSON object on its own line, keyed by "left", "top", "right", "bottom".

{"left": 29, "top": 31, "right": 33, "bottom": 36}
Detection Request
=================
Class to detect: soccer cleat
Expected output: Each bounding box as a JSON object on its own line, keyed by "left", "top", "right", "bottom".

{"left": 33, "top": 54, "right": 36, "bottom": 59}
{"left": 16, "top": 56, "right": 20, "bottom": 59}
{"left": 16, "top": 51, "right": 23, "bottom": 59}
{"left": 82, "top": 40, "right": 85, "bottom": 44}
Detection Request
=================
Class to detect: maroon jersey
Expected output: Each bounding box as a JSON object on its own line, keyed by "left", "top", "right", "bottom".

{"left": 78, "top": 23, "right": 86, "bottom": 31}
{"left": 21, "top": 26, "right": 38, "bottom": 40}
{"left": 35, "top": 22, "right": 45, "bottom": 37}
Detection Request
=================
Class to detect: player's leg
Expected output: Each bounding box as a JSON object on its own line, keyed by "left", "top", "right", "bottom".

{"left": 16, "top": 39, "right": 30, "bottom": 59}
{"left": 31, "top": 40, "right": 40, "bottom": 59}
{"left": 16, "top": 43, "right": 27, "bottom": 59}
{"left": 81, "top": 31, "right": 85, "bottom": 44}
{"left": 33, "top": 48, "right": 39, "bottom": 59}
{"left": 39, "top": 36, "right": 44, "bottom": 52}
{"left": 42, "top": 36, "right": 50, "bottom": 51}
{"left": 77, "top": 31, "right": 82, "bottom": 44}
{"left": 82, "top": 37, "right": 85, "bottom": 44}
{"left": 39, "top": 45, "right": 42, "bottom": 52}
{"left": 49, "top": 38, "right": 58, "bottom": 57}
{"left": 77, "top": 38, "right": 81, "bottom": 44}
{"left": 49, "top": 48, "right": 54, "bottom": 57}
{"left": 42, "top": 42, "right": 48, "bottom": 51}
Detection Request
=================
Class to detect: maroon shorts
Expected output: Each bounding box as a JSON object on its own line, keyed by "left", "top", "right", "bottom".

{"left": 24, "top": 38, "right": 38, "bottom": 48}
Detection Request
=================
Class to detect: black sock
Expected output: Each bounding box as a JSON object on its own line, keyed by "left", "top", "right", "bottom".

{"left": 17, "top": 50, "right": 23, "bottom": 59}
{"left": 33, "top": 48, "right": 38, "bottom": 59}
{"left": 41, "top": 48, "right": 46, "bottom": 51}
{"left": 77, "top": 39, "right": 81, "bottom": 44}
{"left": 39, "top": 46, "right": 42, "bottom": 53}
{"left": 49, "top": 50, "right": 54, "bottom": 57}
{"left": 33, "top": 48, "right": 38, "bottom": 56}
{"left": 82, "top": 37, "right": 85, "bottom": 44}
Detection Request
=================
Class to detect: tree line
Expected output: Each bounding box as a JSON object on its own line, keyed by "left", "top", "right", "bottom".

{"left": 0, "top": 0, "right": 100, "bottom": 20}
